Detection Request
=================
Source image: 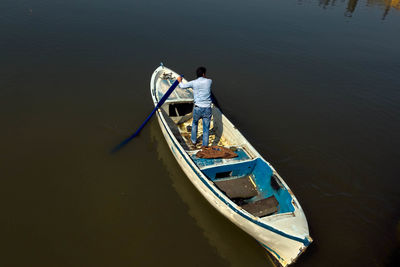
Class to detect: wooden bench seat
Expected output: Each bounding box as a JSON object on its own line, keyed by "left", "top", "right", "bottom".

{"left": 214, "top": 175, "right": 258, "bottom": 199}
{"left": 241, "top": 196, "right": 278, "bottom": 217}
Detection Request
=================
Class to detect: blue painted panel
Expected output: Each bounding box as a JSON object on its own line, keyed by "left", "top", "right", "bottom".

{"left": 252, "top": 159, "right": 294, "bottom": 213}
{"left": 192, "top": 157, "right": 223, "bottom": 168}
{"left": 252, "top": 159, "right": 273, "bottom": 198}
{"left": 274, "top": 186, "right": 295, "bottom": 213}
{"left": 200, "top": 157, "right": 294, "bottom": 213}
{"left": 201, "top": 160, "right": 257, "bottom": 180}
{"left": 232, "top": 148, "right": 250, "bottom": 160}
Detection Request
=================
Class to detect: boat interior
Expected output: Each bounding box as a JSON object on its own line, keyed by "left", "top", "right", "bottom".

{"left": 155, "top": 72, "right": 295, "bottom": 217}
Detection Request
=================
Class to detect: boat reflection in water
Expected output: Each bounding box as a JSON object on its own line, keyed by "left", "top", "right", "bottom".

{"left": 310, "top": 0, "right": 400, "bottom": 19}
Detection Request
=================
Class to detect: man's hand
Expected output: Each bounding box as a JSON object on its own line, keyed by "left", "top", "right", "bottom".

{"left": 177, "top": 76, "right": 182, "bottom": 83}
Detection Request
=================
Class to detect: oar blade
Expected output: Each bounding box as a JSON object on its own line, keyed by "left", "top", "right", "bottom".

{"left": 111, "top": 77, "right": 181, "bottom": 153}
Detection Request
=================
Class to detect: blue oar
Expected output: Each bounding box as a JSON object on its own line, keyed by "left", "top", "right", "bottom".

{"left": 111, "top": 76, "right": 182, "bottom": 153}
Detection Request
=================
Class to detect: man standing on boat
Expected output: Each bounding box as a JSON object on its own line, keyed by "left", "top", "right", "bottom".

{"left": 177, "top": 66, "right": 212, "bottom": 148}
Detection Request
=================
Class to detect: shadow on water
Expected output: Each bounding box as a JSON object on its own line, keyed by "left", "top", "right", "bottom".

{"left": 385, "top": 221, "right": 400, "bottom": 266}
{"left": 210, "top": 91, "right": 223, "bottom": 146}
{"left": 149, "top": 119, "right": 275, "bottom": 267}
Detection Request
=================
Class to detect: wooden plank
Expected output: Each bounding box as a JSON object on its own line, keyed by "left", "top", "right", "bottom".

{"left": 241, "top": 196, "right": 278, "bottom": 217}
{"left": 214, "top": 176, "right": 258, "bottom": 199}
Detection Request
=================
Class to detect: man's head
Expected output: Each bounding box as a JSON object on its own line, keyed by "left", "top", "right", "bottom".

{"left": 196, "top": 66, "right": 206, "bottom": 78}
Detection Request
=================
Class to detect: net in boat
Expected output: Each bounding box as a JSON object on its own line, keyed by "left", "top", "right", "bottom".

{"left": 196, "top": 146, "right": 238, "bottom": 159}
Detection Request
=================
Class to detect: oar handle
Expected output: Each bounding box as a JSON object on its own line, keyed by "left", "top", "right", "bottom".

{"left": 154, "top": 74, "right": 183, "bottom": 107}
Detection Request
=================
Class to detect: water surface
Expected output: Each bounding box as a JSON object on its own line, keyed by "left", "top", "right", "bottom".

{"left": 1, "top": 0, "right": 399, "bottom": 266}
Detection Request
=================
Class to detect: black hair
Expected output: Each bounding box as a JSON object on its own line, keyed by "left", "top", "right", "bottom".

{"left": 196, "top": 66, "right": 206, "bottom": 78}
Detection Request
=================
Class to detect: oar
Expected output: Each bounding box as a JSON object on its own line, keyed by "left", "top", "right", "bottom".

{"left": 111, "top": 75, "right": 183, "bottom": 153}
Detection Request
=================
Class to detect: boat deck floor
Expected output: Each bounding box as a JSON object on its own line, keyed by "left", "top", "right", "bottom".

{"left": 177, "top": 117, "right": 231, "bottom": 149}
{"left": 162, "top": 110, "right": 255, "bottom": 169}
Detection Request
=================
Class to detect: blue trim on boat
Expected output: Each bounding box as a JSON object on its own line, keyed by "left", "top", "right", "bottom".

{"left": 157, "top": 109, "right": 311, "bottom": 247}
{"left": 258, "top": 241, "right": 282, "bottom": 260}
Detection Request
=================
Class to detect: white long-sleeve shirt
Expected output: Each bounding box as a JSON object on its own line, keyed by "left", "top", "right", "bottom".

{"left": 178, "top": 77, "right": 212, "bottom": 108}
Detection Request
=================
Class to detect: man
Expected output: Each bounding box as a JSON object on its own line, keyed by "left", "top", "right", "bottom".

{"left": 177, "top": 66, "right": 212, "bottom": 147}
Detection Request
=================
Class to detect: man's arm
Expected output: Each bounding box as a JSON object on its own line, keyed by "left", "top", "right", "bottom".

{"left": 177, "top": 76, "right": 193, "bottom": 89}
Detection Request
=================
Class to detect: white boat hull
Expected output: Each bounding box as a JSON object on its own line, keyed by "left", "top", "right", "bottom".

{"left": 151, "top": 65, "right": 312, "bottom": 266}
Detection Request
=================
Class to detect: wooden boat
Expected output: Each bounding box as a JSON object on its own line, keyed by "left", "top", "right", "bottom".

{"left": 150, "top": 64, "right": 312, "bottom": 266}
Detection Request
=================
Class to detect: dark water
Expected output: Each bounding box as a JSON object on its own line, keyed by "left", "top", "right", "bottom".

{"left": 1, "top": 0, "right": 399, "bottom": 266}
